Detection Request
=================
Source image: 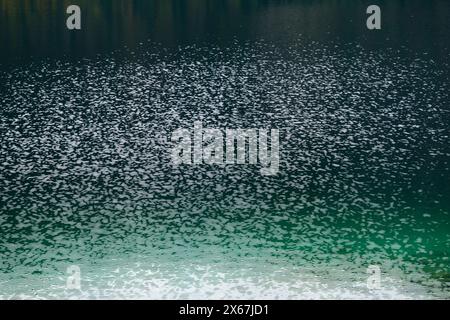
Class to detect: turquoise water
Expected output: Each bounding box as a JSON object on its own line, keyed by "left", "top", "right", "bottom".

{"left": 0, "top": 0, "right": 449, "bottom": 299}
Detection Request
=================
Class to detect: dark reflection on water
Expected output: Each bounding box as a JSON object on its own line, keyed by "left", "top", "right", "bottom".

{"left": 1, "top": 0, "right": 450, "bottom": 63}
{"left": 0, "top": 0, "right": 449, "bottom": 299}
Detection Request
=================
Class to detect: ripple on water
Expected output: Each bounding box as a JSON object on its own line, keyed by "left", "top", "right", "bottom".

{"left": 0, "top": 41, "right": 449, "bottom": 299}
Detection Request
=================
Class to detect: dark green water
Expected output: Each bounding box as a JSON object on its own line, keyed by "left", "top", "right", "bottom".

{"left": 0, "top": 0, "right": 449, "bottom": 299}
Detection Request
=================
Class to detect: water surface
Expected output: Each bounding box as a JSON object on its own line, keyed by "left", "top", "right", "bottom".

{"left": 0, "top": 0, "right": 449, "bottom": 299}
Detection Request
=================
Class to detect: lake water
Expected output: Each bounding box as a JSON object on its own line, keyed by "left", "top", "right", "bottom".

{"left": 0, "top": 0, "right": 449, "bottom": 299}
